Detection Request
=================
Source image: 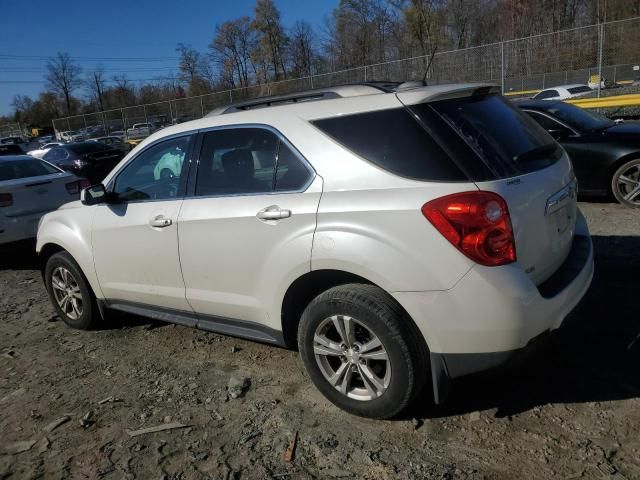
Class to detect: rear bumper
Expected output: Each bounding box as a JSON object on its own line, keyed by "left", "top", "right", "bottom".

{"left": 392, "top": 210, "right": 594, "bottom": 402}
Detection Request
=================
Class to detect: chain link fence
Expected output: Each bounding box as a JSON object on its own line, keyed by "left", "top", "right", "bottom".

{"left": 53, "top": 17, "right": 640, "bottom": 138}
{"left": 0, "top": 123, "right": 28, "bottom": 138}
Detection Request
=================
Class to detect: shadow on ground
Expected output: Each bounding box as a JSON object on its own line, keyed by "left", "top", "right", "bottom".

{"left": 408, "top": 234, "right": 640, "bottom": 419}
{"left": 0, "top": 240, "right": 39, "bottom": 270}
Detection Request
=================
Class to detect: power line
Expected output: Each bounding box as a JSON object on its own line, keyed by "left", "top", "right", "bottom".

{"left": 0, "top": 54, "right": 180, "bottom": 61}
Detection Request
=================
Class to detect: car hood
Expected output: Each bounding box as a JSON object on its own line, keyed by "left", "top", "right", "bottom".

{"left": 58, "top": 200, "right": 83, "bottom": 210}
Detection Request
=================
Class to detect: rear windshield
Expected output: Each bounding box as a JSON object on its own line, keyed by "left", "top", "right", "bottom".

{"left": 68, "top": 142, "right": 110, "bottom": 155}
{"left": 0, "top": 145, "right": 23, "bottom": 156}
{"left": 0, "top": 159, "right": 60, "bottom": 181}
{"left": 313, "top": 94, "right": 561, "bottom": 182}
{"left": 567, "top": 86, "right": 591, "bottom": 94}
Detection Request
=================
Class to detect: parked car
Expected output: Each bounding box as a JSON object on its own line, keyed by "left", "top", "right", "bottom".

{"left": 587, "top": 74, "right": 614, "bottom": 89}
{"left": 0, "top": 136, "right": 27, "bottom": 152}
{"left": 0, "top": 144, "right": 25, "bottom": 156}
{"left": 42, "top": 142, "right": 125, "bottom": 184}
{"left": 88, "top": 136, "right": 130, "bottom": 154}
{"left": 0, "top": 155, "right": 89, "bottom": 245}
{"left": 36, "top": 135, "right": 55, "bottom": 146}
{"left": 126, "top": 123, "right": 153, "bottom": 140}
{"left": 59, "top": 130, "right": 85, "bottom": 143}
{"left": 516, "top": 99, "right": 640, "bottom": 207}
{"left": 27, "top": 142, "right": 64, "bottom": 159}
{"left": 37, "top": 83, "right": 593, "bottom": 418}
{"left": 532, "top": 84, "right": 592, "bottom": 101}
{"left": 109, "top": 130, "right": 126, "bottom": 142}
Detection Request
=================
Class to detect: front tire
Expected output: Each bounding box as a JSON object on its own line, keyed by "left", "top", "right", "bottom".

{"left": 611, "top": 159, "right": 640, "bottom": 207}
{"left": 45, "top": 251, "right": 99, "bottom": 330}
{"left": 298, "top": 284, "right": 429, "bottom": 419}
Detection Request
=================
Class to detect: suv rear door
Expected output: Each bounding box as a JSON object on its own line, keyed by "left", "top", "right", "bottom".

{"left": 177, "top": 126, "right": 320, "bottom": 339}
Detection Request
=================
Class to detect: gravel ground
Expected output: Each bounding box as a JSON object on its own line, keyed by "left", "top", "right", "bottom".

{"left": 0, "top": 201, "right": 639, "bottom": 480}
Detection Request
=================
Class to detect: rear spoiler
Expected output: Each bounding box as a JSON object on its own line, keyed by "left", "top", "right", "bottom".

{"left": 395, "top": 83, "right": 501, "bottom": 106}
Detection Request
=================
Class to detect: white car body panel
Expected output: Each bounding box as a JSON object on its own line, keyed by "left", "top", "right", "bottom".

{"left": 178, "top": 176, "right": 323, "bottom": 329}
{"left": 91, "top": 200, "right": 190, "bottom": 310}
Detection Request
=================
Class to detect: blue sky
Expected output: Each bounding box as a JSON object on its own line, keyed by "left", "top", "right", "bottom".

{"left": 0, "top": 0, "right": 336, "bottom": 116}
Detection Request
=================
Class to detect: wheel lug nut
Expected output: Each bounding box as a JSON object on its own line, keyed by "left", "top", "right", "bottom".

{"left": 340, "top": 344, "right": 347, "bottom": 351}
{"left": 359, "top": 359, "right": 365, "bottom": 364}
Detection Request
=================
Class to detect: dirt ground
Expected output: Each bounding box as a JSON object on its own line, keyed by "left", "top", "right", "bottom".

{"left": 1, "top": 201, "right": 639, "bottom": 480}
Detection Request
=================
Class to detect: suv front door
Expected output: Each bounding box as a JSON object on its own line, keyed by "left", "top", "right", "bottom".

{"left": 177, "top": 127, "right": 321, "bottom": 338}
{"left": 92, "top": 134, "right": 195, "bottom": 315}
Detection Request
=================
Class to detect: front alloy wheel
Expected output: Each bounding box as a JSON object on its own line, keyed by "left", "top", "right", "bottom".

{"left": 45, "top": 251, "right": 99, "bottom": 330}
{"left": 51, "top": 267, "right": 84, "bottom": 320}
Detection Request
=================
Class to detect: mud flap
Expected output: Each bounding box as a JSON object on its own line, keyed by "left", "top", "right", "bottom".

{"left": 430, "top": 352, "right": 451, "bottom": 405}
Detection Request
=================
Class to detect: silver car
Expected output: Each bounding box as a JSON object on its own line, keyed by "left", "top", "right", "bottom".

{"left": 0, "top": 156, "right": 88, "bottom": 245}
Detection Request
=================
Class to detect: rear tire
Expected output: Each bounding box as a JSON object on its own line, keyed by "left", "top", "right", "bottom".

{"left": 611, "top": 158, "right": 640, "bottom": 207}
{"left": 44, "top": 251, "right": 99, "bottom": 330}
{"left": 297, "top": 284, "right": 429, "bottom": 419}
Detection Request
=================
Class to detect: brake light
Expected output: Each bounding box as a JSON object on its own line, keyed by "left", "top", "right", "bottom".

{"left": 0, "top": 193, "right": 13, "bottom": 207}
{"left": 422, "top": 191, "right": 516, "bottom": 266}
{"left": 65, "top": 179, "right": 91, "bottom": 194}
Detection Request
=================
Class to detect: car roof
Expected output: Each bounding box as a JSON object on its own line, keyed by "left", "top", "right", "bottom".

{"left": 540, "top": 84, "right": 589, "bottom": 91}
{"left": 147, "top": 82, "right": 496, "bottom": 142}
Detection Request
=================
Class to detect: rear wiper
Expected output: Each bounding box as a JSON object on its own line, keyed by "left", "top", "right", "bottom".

{"left": 512, "top": 144, "right": 558, "bottom": 164}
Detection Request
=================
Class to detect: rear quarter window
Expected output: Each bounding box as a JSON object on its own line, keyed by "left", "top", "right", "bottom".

{"left": 312, "top": 108, "right": 466, "bottom": 181}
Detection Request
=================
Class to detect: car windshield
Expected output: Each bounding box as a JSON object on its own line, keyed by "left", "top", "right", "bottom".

{"left": 68, "top": 143, "right": 110, "bottom": 154}
{"left": 542, "top": 102, "right": 615, "bottom": 130}
{"left": 0, "top": 159, "right": 60, "bottom": 181}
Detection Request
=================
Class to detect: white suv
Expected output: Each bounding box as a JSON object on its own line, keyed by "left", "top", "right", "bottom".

{"left": 37, "top": 83, "right": 594, "bottom": 418}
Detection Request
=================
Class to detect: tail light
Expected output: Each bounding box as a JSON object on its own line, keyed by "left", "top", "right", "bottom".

{"left": 65, "top": 179, "right": 92, "bottom": 195}
{"left": 0, "top": 193, "right": 13, "bottom": 207}
{"left": 422, "top": 191, "right": 516, "bottom": 266}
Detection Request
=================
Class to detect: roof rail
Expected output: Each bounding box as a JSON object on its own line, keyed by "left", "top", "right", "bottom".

{"left": 207, "top": 82, "right": 401, "bottom": 116}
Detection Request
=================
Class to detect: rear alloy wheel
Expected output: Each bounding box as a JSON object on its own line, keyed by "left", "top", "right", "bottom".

{"left": 298, "top": 284, "right": 429, "bottom": 419}
{"left": 45, "top": 251, "right": 99, "bottom": 330}
{"left": 612, "top": 159, "right": 640, "bottom": 207}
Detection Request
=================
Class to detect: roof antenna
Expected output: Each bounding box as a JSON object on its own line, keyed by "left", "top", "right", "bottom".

{"left": 422, "top": 45, "right": 438, "bottom": 86}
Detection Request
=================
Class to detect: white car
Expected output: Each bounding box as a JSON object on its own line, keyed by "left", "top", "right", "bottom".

{"left": 532, "top": 84, "right": 592, "bottom": 101}
{"left": 0, "top": 155, "right": 88, "bottom": 245}
{"left": 27, "top": 142, "right": 64, "bottom": 159}
{"left": 37, "top": 83, "right": 594, "bottom": 418}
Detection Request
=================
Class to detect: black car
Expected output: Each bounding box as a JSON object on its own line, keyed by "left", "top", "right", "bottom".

{"left": 43, "top": 142, "right": 125, "bottom": 184}
{"left": 0, "top": 144, "right": 24, "bottom": 156}
{"left": 515, "top": 99, "right": 640, "bottom": 207}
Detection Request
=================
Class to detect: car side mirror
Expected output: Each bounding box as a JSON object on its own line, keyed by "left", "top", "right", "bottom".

{"left": 547, "top": 127, "right": 570, "bottom": 140}
{"left": 81, "top": 184, "right": 108, "bottom": 205}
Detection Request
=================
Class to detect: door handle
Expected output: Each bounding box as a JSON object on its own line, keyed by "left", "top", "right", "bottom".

{"left": 149, "top": 215, "right": 172, "bottom": 228}
{"left": 256, "top": 206, "right": 292, "bottom": 221}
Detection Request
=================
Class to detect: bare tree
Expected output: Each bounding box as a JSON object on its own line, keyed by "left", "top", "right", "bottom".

{"left": 210, "top": 17, "right": 259, "bottom": 88}
{"left": 176, "top": 43, "right": 210, "bottom": 95}
{"left": 253, "top": 0, "right": 289, "bottom": 81}
{"left": 289, "top": 21, "right": 317, "bottom": 78}
{"left": 86, "top": 68, "right": 107, "bottom": 111}
{"left": 45, "top": 52, "right": 83, "bottom": 115}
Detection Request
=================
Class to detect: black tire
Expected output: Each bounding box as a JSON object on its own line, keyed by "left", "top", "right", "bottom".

{"left": 297, "top": 284, "right": 429, "bottom": 419}
{"left": 611, "top": 158, "right": 640, "bottom": 208}
{"left": 44, "top": 251, "right": 99, "bottom": 330}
